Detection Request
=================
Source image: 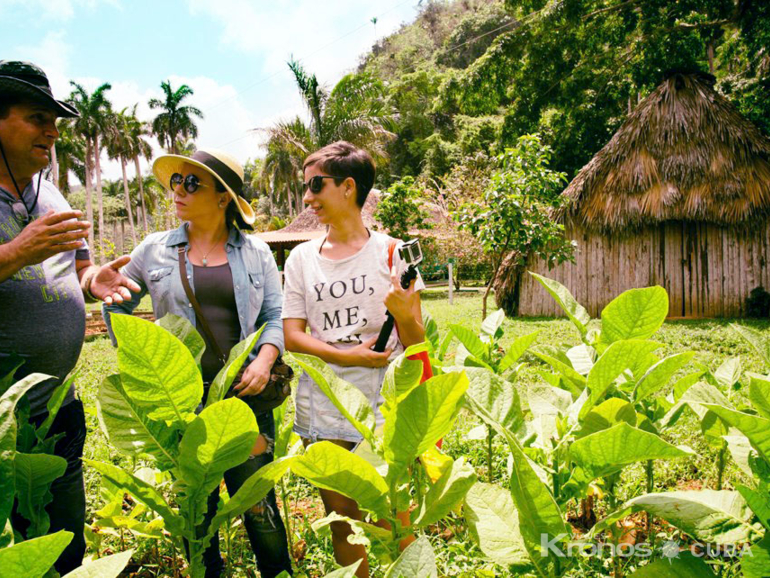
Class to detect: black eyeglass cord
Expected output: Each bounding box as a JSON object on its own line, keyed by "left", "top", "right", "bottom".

{"left": 0, "top": 138, "right": 43, "bottom": 218}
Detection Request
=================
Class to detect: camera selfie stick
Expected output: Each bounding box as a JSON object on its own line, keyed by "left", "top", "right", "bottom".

{"left": 373, "top": 264, "right": 419, "bottom": 352}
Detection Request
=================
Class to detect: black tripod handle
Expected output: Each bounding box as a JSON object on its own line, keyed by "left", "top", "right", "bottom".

{"left": 372, "top": 265, "right": 418, "bottom": 352}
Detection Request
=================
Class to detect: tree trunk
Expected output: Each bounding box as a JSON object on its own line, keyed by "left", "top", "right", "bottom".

{"left": 286, "top": 186, "right": 294, "bottom": 217}
{"left": 83, "top": 141, "right": 95, "bottom": 255}
{"left": 493, "top": 251, "right": 525, "bottom": 318}
{"left": 93, "top": 135, "right": 106, "bottom": 264}
{"left": 120, "top": 157, "right": 137, "bottom": 248}
{"left": 134, "top": 156, "right": 148, "bottom": 233}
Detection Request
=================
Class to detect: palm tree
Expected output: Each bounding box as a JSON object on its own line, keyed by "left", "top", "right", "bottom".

{"left": 258, "top": 59, "right": 396, "bottom": 210}
{"left": 148, "top": 80, "right": 203, "bottom": 154}
{"left": 67, "top": 82, "right": 113, "bottom": 261}
{"left": 123, "top": 106, "right": 153, "bottom": 234}
{"left": 53, "top": 119, "right": 86, "bottom": 196}
{"left": 105, "top": 108, "right": 138, "bottom": 247}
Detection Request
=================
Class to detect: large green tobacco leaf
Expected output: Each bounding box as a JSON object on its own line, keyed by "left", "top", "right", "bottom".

{"left": 731, "top": 323, "right": 770, "bottom": 367}
{"left": 0, "top": 373, "right": 49, "bottom": 531}
{"left": 14, "top": 452, "right": 66, "bottom": 537}
{"left": 527, "top": 382, "right": 574, "bottom": 419}
{"left": 179, "top": 398, "right": 257, "bottom": 497}
{"left": 600, "top": 286, "right": 668, "bottom": 344}
{"left": 62, "top": 549, "right": 134, "bottom": 578}
{"left": 565, "top": 344, "right": 595, "bottom": 376}
{"left": 84, "top": 459, "right": 186, "bottom": 536}
{"left": 157, "top": 313, "right": 205, "bottom": 365}
{"left": 449, "top": 324, "right": 490, "bottom": 365}
{"left": 465, "top": 395, "right": 568, "bottom": 576}
{"left": 530, "top": 272, "right": 590, "bottom": 337}
{"left": 111, "top": 314, "right": 202, "bottom": 424}
{"left": 312, "top": 512, "right": 394, "bottom": 562}
{"left": 634, "top": 352, "right": 696, "bottom": 403}
{"left": 38, "top": 372, "right": 77, "bottom": 441}
{"left": 713, "top": 357, "right": 742, "bottom": 389}
{"left": 590, "top": 490, "right": 763, "bottom": 544}
{"left": 570, "top": 423, "right": 691, "bottom": 481}
{"left": 580, "top": 340, "right": 662, "bottom": 419}
{"left": 628, "top": 553, "right": 715, "bottom": 577}
{"left": 702, "top": 404, "right": 770, "bottom": 463}
{"left": 463, "top": 367, "right": 522, "bottom": 430}
{"left": 205, "top": 328, "right": 263, "bottom": 408}
{"left": 384, "top": 536, "right": 438, "bottom": 578}
{"left": 578, "top": 398, "right": 636, "bottom": 438}
{"left": 289, "top": 353, "right": 376, "bottom": 446}
{"left": 681, "top": 382, "right": 736, "bottom": 448}
{"left": 742, "top": 535, "right": 770, "bottom": 578}
{"left": 97, "top": 375, "right": 179, "bottom": 467}
{"left": 499, "top": 331, "right": 540, "bottom": 373}
{"left": 0, "top": 530, "right": 72, "bottom": 578}
{"left": 208, "top": 457, "right": 296, "bottom": 539}
{"left": 737, "top": 485, "right": 770, "bottom": 530}
{"left": 480, "top": 309, "right": 506, "bottom": 339}
{"left": 381, "top": 343, "right": 429, "bottom": 411}
{"left": 413, "top": 457, "right": 476, "bottom": 527}
{"left": 292, "top": 442, "right": 389, "bottom": 518}
{"left": 383, "top": 371, "right": 468, "bottom": 478}
{"left": 749, "top": 375, "right": 770, "bottom": 420}
{"left": 464, "top": 482, "right": 530, "bottom": 567}
{"left": 531, "top": 351, "right": 586, "bottom": 395}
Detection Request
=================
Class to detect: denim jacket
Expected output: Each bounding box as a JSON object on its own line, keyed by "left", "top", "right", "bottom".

{"left": 103, "top": 224, "right": 283, "bottom": 360}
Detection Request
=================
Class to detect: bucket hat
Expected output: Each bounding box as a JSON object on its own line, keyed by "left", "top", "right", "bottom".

{"left": 153, "top": 148, "right": 255, "bottom": 225}
{"left": 0, "top": 61, "right": 79, "bottom": 118}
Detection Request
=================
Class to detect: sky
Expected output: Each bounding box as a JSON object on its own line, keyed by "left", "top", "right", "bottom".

{"left": 1, "top": 0, "right": 422, "bottom": 179}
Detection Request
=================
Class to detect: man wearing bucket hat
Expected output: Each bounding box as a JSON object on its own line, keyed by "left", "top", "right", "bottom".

{"left": 103, "top": 149, "right": 292, "bottom": 577}
{"left": 0, "top": 60, "right": 141, "bottom": 573}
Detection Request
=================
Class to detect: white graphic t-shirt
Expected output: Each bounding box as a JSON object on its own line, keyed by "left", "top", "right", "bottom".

{"left": 282, "top": 230, "right": 425, "bottom": 441}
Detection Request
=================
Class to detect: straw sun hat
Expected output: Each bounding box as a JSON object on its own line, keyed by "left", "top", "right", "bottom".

{"left": 153, "top": 148, "right": 255, "bottom": 225}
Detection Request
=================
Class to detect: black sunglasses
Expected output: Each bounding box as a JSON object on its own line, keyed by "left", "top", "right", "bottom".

{"left": 303, "top": 175, "right": 346, "bottom": 194}
{"left": 170, "top": 173, "right": 211, "bottom": 194}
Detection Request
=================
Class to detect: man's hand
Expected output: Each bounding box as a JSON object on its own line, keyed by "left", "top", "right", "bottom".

{"left": 342, "top": 336, "right": 391, "bottom": 367}
{"left": 9, "top": 210, "right": 90, "bottom": 267}
{"left": 88, "top": 256, "right": 141, "bottom": 305}
{"left": 233, "top": 356, "right": 273, "bottom": 398}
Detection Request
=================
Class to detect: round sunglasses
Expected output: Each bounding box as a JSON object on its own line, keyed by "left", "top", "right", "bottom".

{"left": 303, "top": 175, "right": 347, "bottom": 194}
{"left": 170, "top": 173, "right": 212, "bottom": 193}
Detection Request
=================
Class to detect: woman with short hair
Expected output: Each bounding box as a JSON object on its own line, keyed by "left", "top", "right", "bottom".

{"left": 282, "top": 140, "right": 424, "bottom": 576}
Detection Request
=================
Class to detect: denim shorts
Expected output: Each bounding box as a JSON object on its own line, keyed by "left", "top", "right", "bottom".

{"left": 293, "top": 363, "right": 387, "bottom": 443}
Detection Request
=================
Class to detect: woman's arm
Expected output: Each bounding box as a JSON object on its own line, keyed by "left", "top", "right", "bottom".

{"left": 283, "top": 318, "right": 391, "bottom": 368}
{"left": 102, "top": 245, "right": 148, "bottom": 347}
{"left": 384, "top": 267, "right": 425, "bottom": 347}
{"left": 253, "top": 246, "right": 284, "bottom": 354}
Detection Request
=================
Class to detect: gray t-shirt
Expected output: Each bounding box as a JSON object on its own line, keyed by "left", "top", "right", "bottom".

{"left": 0, "top": 177, "right": 90, "bottom": 416}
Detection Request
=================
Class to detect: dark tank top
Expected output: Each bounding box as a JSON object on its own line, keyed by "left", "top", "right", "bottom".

{"left": 193, "top": 263, "right": 241, "bottom": 383}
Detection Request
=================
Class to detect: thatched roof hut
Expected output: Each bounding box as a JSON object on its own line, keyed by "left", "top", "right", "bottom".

{"left": 504, "top": 72, "right": 770, "bottom": 318}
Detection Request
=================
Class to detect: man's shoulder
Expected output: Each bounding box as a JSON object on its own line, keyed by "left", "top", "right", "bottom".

{"left": 38, "top": 179, "right": 71, "bottom": 209}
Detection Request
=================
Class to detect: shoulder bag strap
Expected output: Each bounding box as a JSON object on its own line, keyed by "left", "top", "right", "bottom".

{"left": 177, "top": 247, "right": 227, "bottom": 365}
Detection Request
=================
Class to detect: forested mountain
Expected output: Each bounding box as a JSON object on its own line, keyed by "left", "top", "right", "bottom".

{"left": 356, "top": 0, "right": 770, "bottom": 184}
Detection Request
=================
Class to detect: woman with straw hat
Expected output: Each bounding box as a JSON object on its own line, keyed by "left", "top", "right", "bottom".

{"left": 103, "top": 148, "right": 292, "bottom": 577}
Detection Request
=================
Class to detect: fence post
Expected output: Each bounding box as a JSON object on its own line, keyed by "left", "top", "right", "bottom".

{"left": 448, "top": 259, "right": 454, "bottom": 305}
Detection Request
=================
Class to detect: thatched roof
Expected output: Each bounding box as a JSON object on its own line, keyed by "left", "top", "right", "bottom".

{"left": 564, "top": 72, "right": 770, "bottom": 231}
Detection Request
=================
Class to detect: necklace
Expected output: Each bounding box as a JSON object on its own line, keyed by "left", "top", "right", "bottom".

{"left": 190, "top": 230, "right": 226, "bottom": 266}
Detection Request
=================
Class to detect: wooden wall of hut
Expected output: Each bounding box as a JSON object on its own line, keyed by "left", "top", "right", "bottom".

{"left": 517, "top": 221, "right": 770, "bottom": 318}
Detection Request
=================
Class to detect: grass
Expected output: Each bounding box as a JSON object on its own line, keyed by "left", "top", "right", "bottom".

{"left": 72, "top": 289, "right": 766, "bottom": 576}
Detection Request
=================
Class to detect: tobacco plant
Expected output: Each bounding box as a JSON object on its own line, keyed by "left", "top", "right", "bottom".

{"left": 0, "top": 373, "right": 133, "bottom": 578}
{"left": 87, "top": 314, "right": 293, "bottom": 578}
{"left": 448, "top": 308, "right": 538, "bottom": 481}
{"left": 287, "top": 346, "right": 473, "bottom": 571}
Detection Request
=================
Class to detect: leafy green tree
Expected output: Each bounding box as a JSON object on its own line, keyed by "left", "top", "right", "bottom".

{"left": 374, "top": 177, "right": 430, "bottom": 240}
{"left": 456, "top": 134, "right": 574, "bottom": 318}
{"left": 105, "top": 108, "right": 140, "bottom": 247}
{"left": 149, "top": 80, "right": 203, "bottom": 155}
{"left": 53, "top": 119, "right": 85, "bottom": 196}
